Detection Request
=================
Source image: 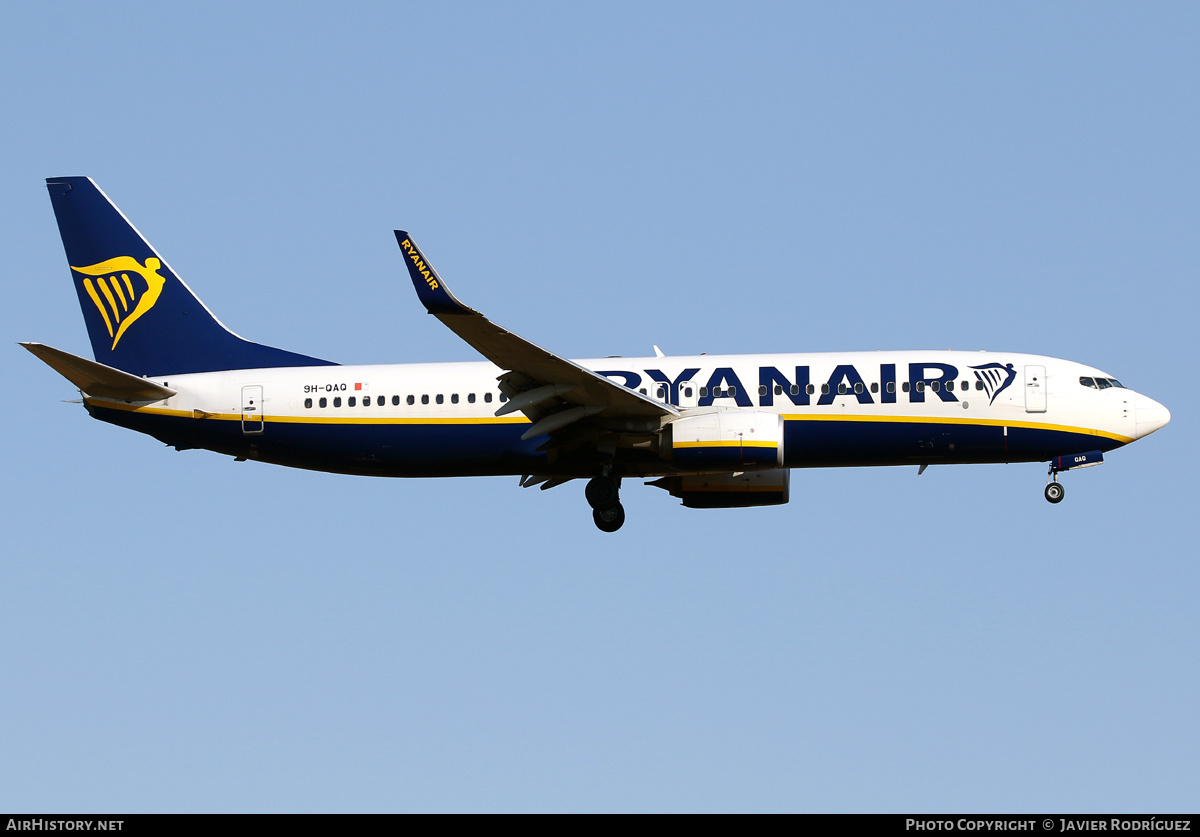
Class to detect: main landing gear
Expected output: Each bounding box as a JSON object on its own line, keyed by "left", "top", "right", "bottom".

{"left": 586, "top": 476, "right": 624, "bottom": 532}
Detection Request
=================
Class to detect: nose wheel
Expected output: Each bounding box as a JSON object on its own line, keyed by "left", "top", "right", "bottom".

{"left": 586, "top": 476, "right": 624, "bottom": 532}
{"left": 1044, "top": 481, "right": 1065, "bottom": 504}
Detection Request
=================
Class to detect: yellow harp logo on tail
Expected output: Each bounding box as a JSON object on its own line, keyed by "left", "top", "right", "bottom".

{"left": 71, "top": 257, "right": 167, "bottom": 350}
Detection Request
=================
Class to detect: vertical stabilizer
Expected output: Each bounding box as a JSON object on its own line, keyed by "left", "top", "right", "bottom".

{"left": 46, "top": 177, "right": 336, "bottom": 376}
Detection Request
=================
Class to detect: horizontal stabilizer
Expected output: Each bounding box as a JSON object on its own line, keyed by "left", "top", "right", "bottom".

{"left": 21, "top": 342, "right": 176, "bottom": 401}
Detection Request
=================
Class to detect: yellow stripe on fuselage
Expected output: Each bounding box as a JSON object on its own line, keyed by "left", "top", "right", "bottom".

{"left": 83, "top": 399, "right": 1133, "bottom": 444}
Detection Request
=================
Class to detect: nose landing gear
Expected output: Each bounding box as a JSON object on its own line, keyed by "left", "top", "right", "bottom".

{"left": 585, "top": 476, "right": 624, "bottom": 532}
{"left": 1044, "top": 450, "right": 1105, "bottom": 504}
{"left": 1044, "top": 479, "right": 1065, "bottom": 504}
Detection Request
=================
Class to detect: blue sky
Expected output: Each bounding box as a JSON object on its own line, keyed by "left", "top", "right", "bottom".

{"left": 2, "top": 2, "right": 1196, "bottom": 812}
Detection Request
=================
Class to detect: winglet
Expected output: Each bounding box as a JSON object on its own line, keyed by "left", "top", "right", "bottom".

{"left": 394, "top": 231, "right": 471, "bottom": 315}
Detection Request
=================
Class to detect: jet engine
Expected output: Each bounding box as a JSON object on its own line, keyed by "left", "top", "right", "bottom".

{"left": 666, "top": 411, "right": 784, "bottom": 470}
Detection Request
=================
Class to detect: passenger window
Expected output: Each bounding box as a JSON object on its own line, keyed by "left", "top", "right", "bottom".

{"left": 451, "top": 394, "right": 459, "bottom": 404}
{"left": 484, "top": 392, "right": 493, "bottom": 403}
{"left": 699, "top": 387, "right": 708, "bottom": 397}
{"left": 468, "top": 393, "right": 476, "bottom": 403}
{"left": 639, "top": 388, "right": 647, "bottom": 395}
{"left": 304, "top": 398, "right": 312, "bottom": 409}
{"left": 728, "top": 386, "right": 737, "bottom": 396}
{"left": 333, "top": 397, "right": 342, "bottom": 407}
{"left": 500, "top": 393, "right": 508, "bottom": 402}
{"left": 886, "top": 382, "right": 895, "bottom": 394}
{"left": 870, "top": 383, "right": 879, "bottom": 394}
{"left": 348, "top": 396, "right": 356, "bottom": 407}
{"left": 902, "top": 382, "right": 910, "bottom": 393}
{"left": 684, "top": 387, "right": 693, "bottom": 397}
{"left": 774, "top": 385, "right": 782, "bottom": 396}
{"left": 378, "top": 396, "right": 385, "bottom": 406}
{"left": 976, "top": 381, "right": 984, "bottom": 391}
{"left": 854, "top": 382, "right": 864, "bottom": 394}
{"left": 838, "top": 383, "right": 848, "bottom": 395}
{"left": 407, "top": 395, "right": 415, "bottom": 405}
{"left": 421, "top": 395, "right": 429, "bottom": 405}
{"left": 790, "top": 385, "right": 799, "bottom": 396}
{"left": 759, "top": 385, "right": 768, "bottom": 397}
{"left": 946, "top": 381, "right": 954, "bottom": 392}
{"left": 392, "top": 395, "right": 399, "bottom": 406}
{"left": 806, "top": 384, "right": 815, "bottom": 395}
{"left": 930, "top": 381, "right": 939, "bottom": 392}
{"left": 961, "top": 381, "right": 969, "bottom": 391}
{"left": 657, "top": 386, "right": 667, "bottom": 399}
{"left": 915, "top": 381, "right": 925, "bottom": 392}
{"left": 436, "top": 394, "right": 444, "bottom": 404}
{"left": 821, "top": 384, "right": 830, "bottom": 395}
{"left": 319, "top": 397, "right": 327, "bottom": 408}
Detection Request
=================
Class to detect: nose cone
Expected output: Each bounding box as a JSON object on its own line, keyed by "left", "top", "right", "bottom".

{"left": 1134, "top": 394, "right": 1171, "bottom": 439}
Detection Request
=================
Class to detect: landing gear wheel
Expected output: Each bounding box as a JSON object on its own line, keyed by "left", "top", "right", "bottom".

{"left": 585, "top": 477, "right": 619, "bottom": 510}
{"left": 593, "top": 503, "right": 625, "bottom": 532}
{"left": 1044, "top": 482, "right": 1065, "bottom": 504}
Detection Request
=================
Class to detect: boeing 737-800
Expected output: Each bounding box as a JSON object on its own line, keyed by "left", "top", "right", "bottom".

{"left": 24, "top": 177, "right": 1171, "bottom": 531}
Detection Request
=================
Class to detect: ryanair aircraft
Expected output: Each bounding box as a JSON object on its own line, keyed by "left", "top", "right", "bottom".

{"left": 25, "top": 177, "right": 1171, "bottom": 532}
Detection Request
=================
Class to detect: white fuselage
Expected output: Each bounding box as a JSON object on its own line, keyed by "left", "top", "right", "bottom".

{"left": 84, "top": 350, "right": 1170, "bottom": 479}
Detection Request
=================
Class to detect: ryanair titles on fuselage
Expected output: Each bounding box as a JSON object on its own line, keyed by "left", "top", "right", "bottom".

{"left": 591, "top": 360, "right": 1018, "bottom": 408}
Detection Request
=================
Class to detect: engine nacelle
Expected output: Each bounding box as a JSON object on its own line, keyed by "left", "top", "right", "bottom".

{"left": 667, "top": 411, "right": 784, "bottom": 470}
{"left": 649, "top": 469, "right": 790, "bottom": 508}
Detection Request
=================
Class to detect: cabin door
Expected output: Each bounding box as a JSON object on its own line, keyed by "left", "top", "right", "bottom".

{"left": 1024, "top": 366, "right": 1046, "bottom": 413}
{"left": 241, "top": 385, "right": 265, "bottom": 434}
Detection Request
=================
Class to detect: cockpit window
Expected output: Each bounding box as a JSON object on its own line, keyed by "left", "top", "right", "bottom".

{"left": 1107, "top": 378, "right": 1125, "bottom": 388}
{"left": 1095, "top": 378, "right": 1112, "bottom": 390}
{"left": 1079, "top": 377, "right": 1098, "bottom": 389}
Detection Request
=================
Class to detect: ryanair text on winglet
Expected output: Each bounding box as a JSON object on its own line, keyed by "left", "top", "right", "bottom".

{"left": 400, "top": 238, "right": 439, "bottom": 291}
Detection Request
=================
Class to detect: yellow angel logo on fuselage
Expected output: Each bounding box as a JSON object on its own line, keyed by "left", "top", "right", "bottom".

{"left": 72, "top": 256, "right": 167, "bottom": 350}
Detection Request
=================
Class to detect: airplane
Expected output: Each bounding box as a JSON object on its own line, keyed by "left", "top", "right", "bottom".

{"left": 24, "top": 177, "right": 1171, "bottom": 532}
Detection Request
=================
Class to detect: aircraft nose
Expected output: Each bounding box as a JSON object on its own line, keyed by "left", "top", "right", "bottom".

{"left": 1134, "top": 394, "right": 1171, "bottom": 439}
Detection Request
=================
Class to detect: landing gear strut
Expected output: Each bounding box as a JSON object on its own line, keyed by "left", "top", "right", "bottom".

{"left": 1043, "top": 451, "right": 1104, "bottom": 504}
{"left": 1045, "top": 465, "right": 1065, "bottom": 504}
{"left": 586, "top": 476, "right": 624, "bottom": 532}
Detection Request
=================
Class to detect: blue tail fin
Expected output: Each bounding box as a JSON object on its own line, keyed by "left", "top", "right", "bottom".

{"left": 46, "top": 177, "right": 336, "bottom": 376}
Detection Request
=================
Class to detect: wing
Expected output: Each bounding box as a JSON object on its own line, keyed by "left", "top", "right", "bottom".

{"left": 395, "top": 231, "right": 677, "bottom": 442}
